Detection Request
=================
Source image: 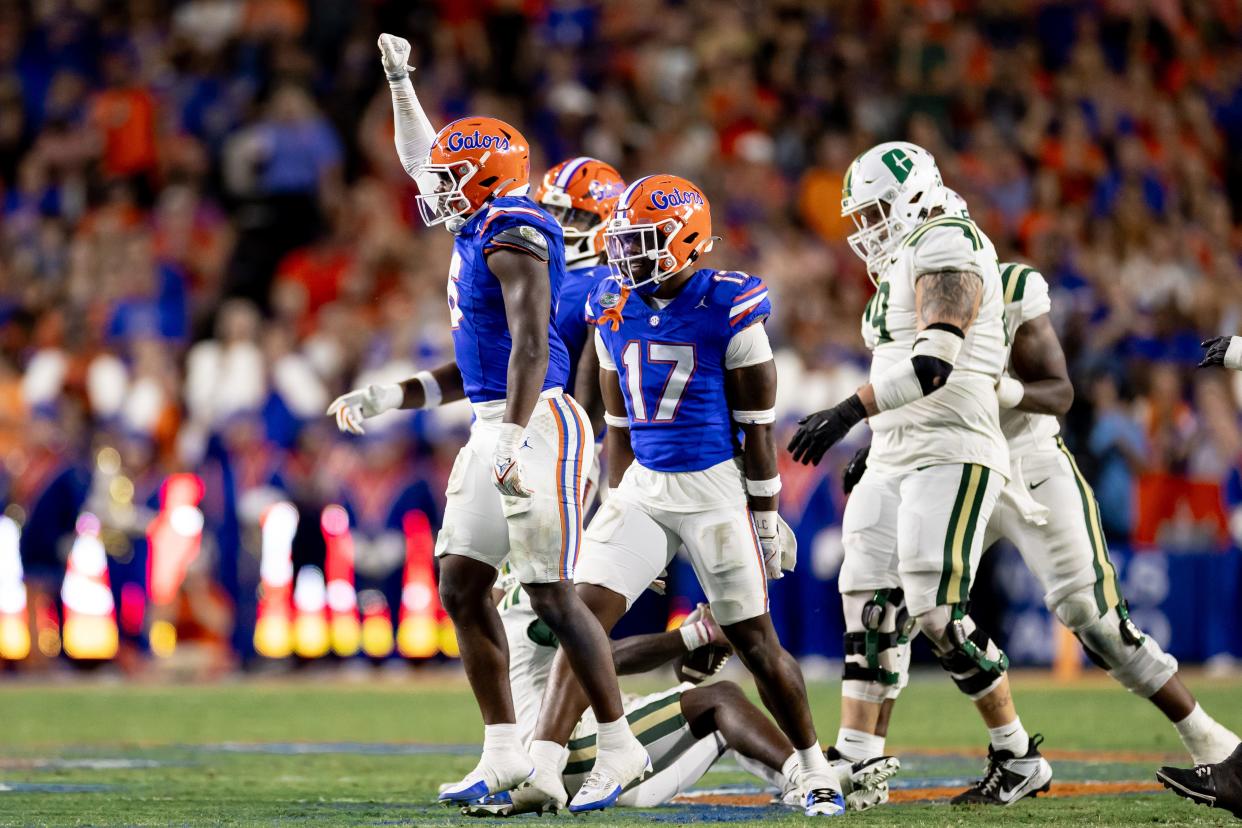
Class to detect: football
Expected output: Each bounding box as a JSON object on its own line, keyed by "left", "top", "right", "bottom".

{"left": 674, "top": 642, "right": 733, "bottom": 684}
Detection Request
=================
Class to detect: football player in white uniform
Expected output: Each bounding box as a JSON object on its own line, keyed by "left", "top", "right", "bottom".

{"left": 460, "top": 585, "right": 896, "bottom": 816}
{"left": 836, "top": 246, "right": 1240, "bottom": 788}
{"left": 789, "top": 143, "right": 1052, "bottom": 806}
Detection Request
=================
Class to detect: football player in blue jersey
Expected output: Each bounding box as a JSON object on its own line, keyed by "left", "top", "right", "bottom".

{"left": 327, "top": 34, "right": 649, "bottom": 813}
{"left": 534, "top": 157, "right": 626, "bottom": 504}
{"left": 513, "top": 174, "right": 849, "bottom": 817}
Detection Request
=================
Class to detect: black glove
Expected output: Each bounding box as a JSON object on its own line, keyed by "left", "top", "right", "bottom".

{"left": 1199, "top": 336, "right": 1232, "bottom": 368}
{"left": 788, "top": 394, "right": 867, "bottom": 466}
{"left": 842, "top": 444, "right": 870, "bottom": 495}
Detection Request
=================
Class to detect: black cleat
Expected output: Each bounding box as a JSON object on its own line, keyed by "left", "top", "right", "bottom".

{"left": 1157, "top": 741, "right": 1242, "bottom": 819}
{"left": 951, "top": 734, "right": 1052, "bottom": 806}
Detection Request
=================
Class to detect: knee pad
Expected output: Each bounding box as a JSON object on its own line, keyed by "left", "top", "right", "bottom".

{"left": 1054, "top": 592, "right": 1178, "bottom": 698}
{"left": 841, "top": 589, "right": 914, "bottom": 704}
{"left": 917, "top": 604, "right": 1008, "bottom": 701}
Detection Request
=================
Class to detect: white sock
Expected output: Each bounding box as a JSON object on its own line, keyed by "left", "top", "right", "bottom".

{"left": 835, "top": 728, "right": 885, "bottom": 762}
{"left": 483, "top": 723, "right": 522, "bottom": 755}
{"left": 596, "top": 716, "right": 636, "bottom": 753}
{"left": 781, "top": 752, "right": 801, "bottom": 787}
{"left": 1174, "top": 704, "right": 1213, "bottom": 741}
{"left": 988, "top": 717, "right": 1030, "bottom": 756}
{"left": 796, "top": 743, "right": 836, "bottom": 789}
{"left": 529, "top": 739, "right": 568, "bottom": 775}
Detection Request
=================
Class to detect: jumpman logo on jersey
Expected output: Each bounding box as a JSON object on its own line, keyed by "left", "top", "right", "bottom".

{"left": 521, "top": 437, "right": 533, "bottom": 451}
{"left": 695, "top": 297, "right": 709, "bottom": 309}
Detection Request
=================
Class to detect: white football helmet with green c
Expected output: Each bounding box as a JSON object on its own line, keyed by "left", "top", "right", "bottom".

{"left": 842, "top": 142, "right": 949, "bottom": 278}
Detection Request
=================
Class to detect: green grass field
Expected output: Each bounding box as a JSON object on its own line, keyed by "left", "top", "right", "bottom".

{"left": 0, "top": 670, "right": 1238, "bottom": 826}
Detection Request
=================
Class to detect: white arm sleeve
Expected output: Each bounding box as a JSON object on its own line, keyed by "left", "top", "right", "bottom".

{"left": 388, "top": 74, "right": 438, "bottom": 190}
{"left": 725, "top": 323, "right": 774, "bottom": 369}
{"left": 594, "top": 329, "right": 617, "bottom": 371}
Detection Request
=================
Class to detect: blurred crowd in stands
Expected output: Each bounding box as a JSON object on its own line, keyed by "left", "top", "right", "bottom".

{"left": 3, "top": 0, "right": 1242, "bottom": 663}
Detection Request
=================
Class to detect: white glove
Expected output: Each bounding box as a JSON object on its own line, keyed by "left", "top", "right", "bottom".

{"left": 493, "top": 423, "right": 533, "bottom": 498}
{"left": 378, "top": 33, "right": 412, "bottom": 80}
{"left": 326, "top": 383, "right": 403, "bottom": 435}
{"left": 753, "top": 511, "right": 784, "bottom": 580}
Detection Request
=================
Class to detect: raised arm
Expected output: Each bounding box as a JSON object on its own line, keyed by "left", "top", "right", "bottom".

{"left": 379, "top": 34, "right": 439, "bottom": 192}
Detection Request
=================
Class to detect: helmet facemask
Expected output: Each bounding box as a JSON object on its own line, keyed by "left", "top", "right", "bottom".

{"left": 604, "top": 216, "right": 685, "bottom": 294}
{"left": 539, "top": 189, "right": 606, "bottom": 266}
{"left": 416, "top": 151, "right": 518, "bottom": 233}
{"left": 844, "top": 192, "right": 909, "bottom": 277}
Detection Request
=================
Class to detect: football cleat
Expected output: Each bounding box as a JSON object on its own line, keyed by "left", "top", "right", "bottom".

{"left": 803, "top": 786, "right": 847, "bottom": 817}
{"left": 437, "top": 753, "right": 535, "bottom": 805}
{"left": 567, "top": 742, "right": 651, "bottom": 813}
{"left": 1157, "top": 741, "right": 1242, "bottom": 818}
{"left": 825, "top": 747, "right": 900, "bottom": 811}
{"left": 951, "top": 734, "right": 1052, "bottom": 806}
{"left": 460, "top": 782, "right": 565, "bottom": 818}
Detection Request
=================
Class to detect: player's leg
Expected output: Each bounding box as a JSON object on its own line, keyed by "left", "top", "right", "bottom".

{"left": 1019, "top": 442, "right": 1239, "bottom": 763}
{"left": 898, "top": 463, "right": 1052, "bottom": 806}
{"left": 433, "top": 442, "right": 534, "bottom": 802}
{"left": 511, "top": 395, "right": 653, "bottom": 811}
{"left": 677, "top": 506, "right": 844, "bottom": 816}
{"left": 819, "top": 471, "right": 907, "bottom": 809}
{"left": 1158, "top": 741, "right": 1242, "bottom": 818}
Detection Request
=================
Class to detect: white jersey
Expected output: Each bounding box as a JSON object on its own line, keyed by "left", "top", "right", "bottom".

{"left": 998, "top": 264, "right": 1061, "bottom": 458}
{"left": 498, "top": 584, "right": 558, "bottom": 746}
{"left": 861, "top": 215, "right": 1010, "bottom": 478}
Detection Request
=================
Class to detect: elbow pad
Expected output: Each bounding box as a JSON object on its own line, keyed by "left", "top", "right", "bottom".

{"left": 873, "top": 323, "right": 964, "bottom": 412}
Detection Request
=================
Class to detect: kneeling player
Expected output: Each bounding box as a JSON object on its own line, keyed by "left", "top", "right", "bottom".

{"left": 522, "top": 175, "right": 845, "bottom": 817}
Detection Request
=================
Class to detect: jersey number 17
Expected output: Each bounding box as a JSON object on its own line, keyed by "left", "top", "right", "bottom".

{"left": 621, "top": 341, "right": 697, "bottom": 423}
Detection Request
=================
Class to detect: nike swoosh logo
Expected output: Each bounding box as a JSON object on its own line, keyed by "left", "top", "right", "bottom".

{"left": 1028, "top": 479, "right": 1049, "bottom": 490}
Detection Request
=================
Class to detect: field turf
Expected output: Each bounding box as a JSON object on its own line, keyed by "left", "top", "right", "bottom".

{"left": 0, "top": 669, "right": 1239, "bottom": 826}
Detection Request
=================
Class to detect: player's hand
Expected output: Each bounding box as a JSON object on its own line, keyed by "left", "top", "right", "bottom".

{"left": 326, "top": 383, "right": 403, "bottom": 435}
{"left": 753, "top": 511, "right": 784, "bottom": 580}
{"left": 378, "top": 33, "right": 412, "bottom": 80}
{"left": 842, "top": 444, "right": 870, "bottom": 495}
{"left": 493, "top": 423, "right": 533, "bottom": 498}
{"left": 1199, "top": 336, "right": 1242, "bottom": 370}
{"left": 788, "top": 394, "right": 868, "bottom": 466}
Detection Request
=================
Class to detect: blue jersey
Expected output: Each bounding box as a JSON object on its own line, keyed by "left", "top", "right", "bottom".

{"left": 448, "top": 196, "right": 572, "bottom": 403}
{"left": 586, "top": 268, "right": 772, "bottom": 473}
{"left": 556, "top": 262, "right": 611, "bottom": 393}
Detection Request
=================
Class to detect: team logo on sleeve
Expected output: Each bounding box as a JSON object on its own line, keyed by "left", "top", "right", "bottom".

{"left": 517, "top": 225, "right": 547, "bottom": 251}
{"left": 599, "top": 292, "right": 620, "bottom": 309}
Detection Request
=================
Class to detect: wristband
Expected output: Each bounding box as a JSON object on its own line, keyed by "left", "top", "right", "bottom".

{"left": 996, "top": 376, "right": 1025, "bottom": 409}
{"left": 372, "top": 383, "right": 405, "bottom": 413}
{"left": 679, "top": 620, "right": 710, "bottom": 651}
{"left": 603, "top": 413, "right": 630, "bottom": 429}
{"left": 745, "top": 476, "right": 782, "bottom": 497}
{"left": 496, "top": 423, "right": 524, "bottom": 458}
{"left": 413, "top": 370, "right": 442, "bottom": 409}
{"left": 1226, "top": 337, "right": 1242, "bottom": 371}
{"left": 732, "top": 408, "right": 776, "bottom": 424}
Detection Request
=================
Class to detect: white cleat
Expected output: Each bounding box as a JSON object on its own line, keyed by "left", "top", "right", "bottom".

{"left": 460, "top": 777, "right": 566, "bottom": 818}
{"left": 568, "top": 742, "right": 651, "bottom": 813}
{"left": 438, "top": 752, "right": 535, "bottom": 805}
{"left": 846, "top": 781, "right": 890, "bottom": 812}
{"left": 825, "top": 748, "right": 900, "bottom": 811}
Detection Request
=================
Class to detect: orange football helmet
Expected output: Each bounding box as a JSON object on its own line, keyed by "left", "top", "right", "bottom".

{"left": 604, "top": 174, "right": 714, "bottom": 291}
{"left": 534, "top": 157, "right": 625, "bottom": 266}
{"left": 416, "top": 116, "right": 530, "bottom": 231}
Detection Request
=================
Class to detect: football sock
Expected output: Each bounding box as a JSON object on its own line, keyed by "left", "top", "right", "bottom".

{"left": 835, "top": 728, "right": 885, "bottom": 761}
{"left": 988, "top": 717, "right": 1030, "bottom": 756}
{"left": 483, "top": 723, "right": 522, "bottom": 755}
{"left": 796, "top": 743, "right": 837, "bottom": 789}
{"left": 596, "top": 717, "right": 638, "bottom": 754}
